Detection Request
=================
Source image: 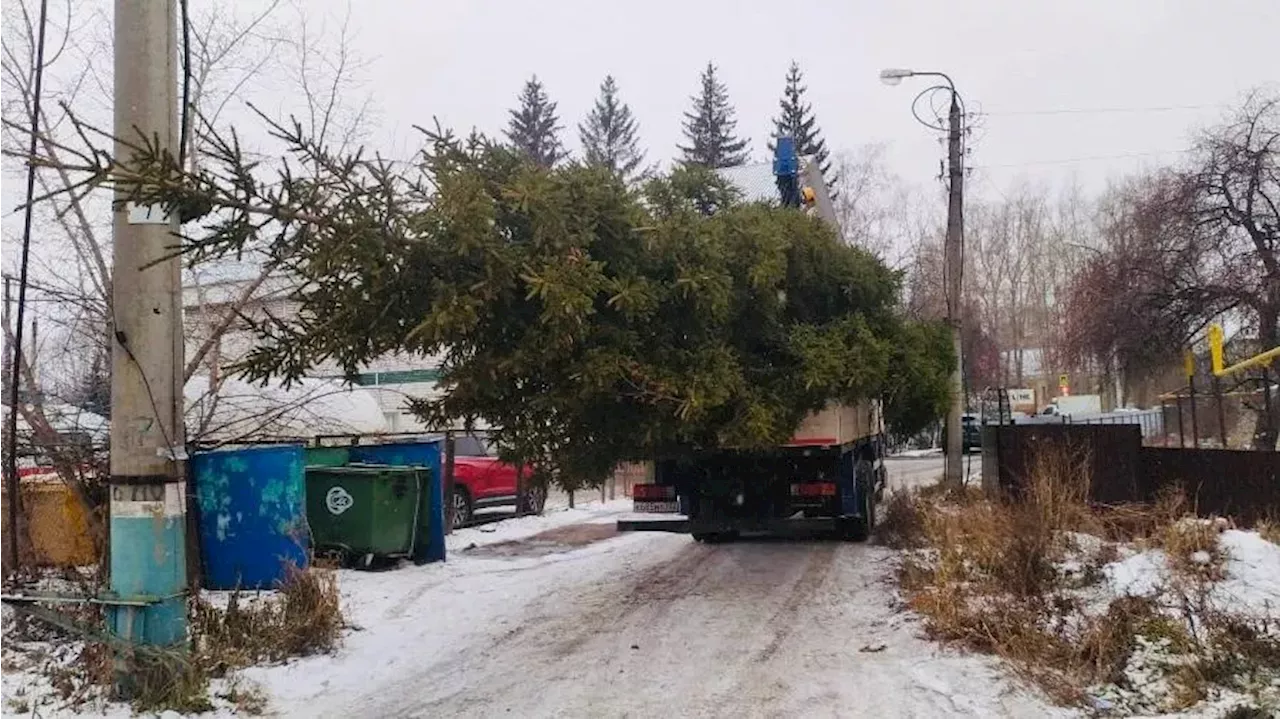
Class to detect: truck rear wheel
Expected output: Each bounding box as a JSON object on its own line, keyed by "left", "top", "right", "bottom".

{"left": 839, "top": 460, "right": 876, "bottom": 542}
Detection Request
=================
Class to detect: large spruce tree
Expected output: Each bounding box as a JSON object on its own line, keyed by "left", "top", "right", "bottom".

{"left": 506, "top": 75, "right": 566, "bottom": 168}
{"left": 679, "top": 63, "right": 750, "bottom": 169}
{"left": 770, "top": 62, "right": 837, "bottom": 194}
{"left": 579, "top": 75, "right": 646, "bottom": 183}
{"left": 116, "top": 120, "right": 955, "bottom": 492}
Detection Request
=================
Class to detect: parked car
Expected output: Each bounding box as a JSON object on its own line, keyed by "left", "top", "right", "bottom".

{"left": 940, "top": 415, "right": 982, "bottom": 454}
{"left": 449, "top": 433, "right": 546, "bottom": 527}
{"left": 961, "top": 414, "right": 982, "bottom": 453}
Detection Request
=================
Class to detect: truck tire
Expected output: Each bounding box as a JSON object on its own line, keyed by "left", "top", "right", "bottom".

{"left": 840, "top": 460, "right": 876, "bottom": 542}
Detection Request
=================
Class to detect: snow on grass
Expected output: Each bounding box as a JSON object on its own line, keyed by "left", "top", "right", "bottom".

{"left": 1080, "top": 528, "right": 1280, "bottom": 716}
{"left": 1104, "top": 548, "right": 1168, "bottom": 598}
{"left": 1216, "top": 530, "right": 1280, "bottom": 614}
{"left": 0, "top": 603, "right": 126, "bottom": 716}
{"left": 893, "top": 476, "right": 1280, "bottom": 717}
{"left": 1101, "top": 529, "right": 1280, "bottom": 612}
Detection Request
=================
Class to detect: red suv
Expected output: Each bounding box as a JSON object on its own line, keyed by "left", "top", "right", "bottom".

{"left": 449, "top": 433, "right": 545, "bottom": 527}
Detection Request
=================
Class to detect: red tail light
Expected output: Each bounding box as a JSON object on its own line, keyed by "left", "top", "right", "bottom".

{"left": 633, "top": 483, "right": 676, "bottom": 500}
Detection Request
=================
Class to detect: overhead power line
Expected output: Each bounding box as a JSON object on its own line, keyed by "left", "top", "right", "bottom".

{"left": 975, "top": 149, "right": 1191, "bottom": 169}
{"left": 981, "top": 103, "right": 1226, "bottom": 117}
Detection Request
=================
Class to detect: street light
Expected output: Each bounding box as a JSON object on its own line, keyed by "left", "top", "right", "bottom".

{"left": 880, "top": 67, "right": 967, "bottom": 489}
{"left": 878, "top": 68, "right": 914, "bottom": 86}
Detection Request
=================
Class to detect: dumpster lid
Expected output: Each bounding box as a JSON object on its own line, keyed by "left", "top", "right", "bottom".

{"left": 308, "top": 463, "right": 425, "bottom": 474}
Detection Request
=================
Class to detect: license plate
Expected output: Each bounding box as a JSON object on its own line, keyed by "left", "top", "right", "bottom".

{"left": 633, "top": 500, "right": 679, "bottom": 514}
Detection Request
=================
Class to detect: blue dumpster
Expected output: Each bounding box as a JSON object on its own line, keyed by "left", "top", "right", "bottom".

{"left": 349, "top": 441, "right": 441, "bottom": 480}
{"left": 347, "top": 441, "right": 446, "bottom": 563}
{"left": 192, "top": 444, "right": 310, "bottom": 589}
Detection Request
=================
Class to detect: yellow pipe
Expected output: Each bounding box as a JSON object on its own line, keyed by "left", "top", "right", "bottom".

{"left": 1214, "top": 345, "right": 1280, "bottom": 377}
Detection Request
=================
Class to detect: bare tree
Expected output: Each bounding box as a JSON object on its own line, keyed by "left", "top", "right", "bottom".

{"left": 1174, "top": 92, "right": 1279, "bottom": 448}
{"left": 1, "top": 0, "right": 377, "bottom": 565}
{"left": 1060, "top": 175, "right": 1187, "bottom": 402}
{"left": 832, "top": 144, "right": 935, "bottom": 265}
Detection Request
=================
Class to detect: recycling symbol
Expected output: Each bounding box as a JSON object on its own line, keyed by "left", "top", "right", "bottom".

{"left": 325, "top": 486, "right": 354, "bottom": 515}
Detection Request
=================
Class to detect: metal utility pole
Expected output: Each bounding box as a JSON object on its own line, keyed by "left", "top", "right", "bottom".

{"left": 942, "top": 91, "right": 965, "bottom": 488}
{"left": 879, "top": 67, "right": 966, "bottom": 487}
{"left": 109, "top": 0, "right": 187, "bottom": 648}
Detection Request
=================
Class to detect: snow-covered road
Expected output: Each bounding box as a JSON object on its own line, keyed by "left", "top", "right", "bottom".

{"left": 240, "top": 455, "right": 1071, "bottom": 719}
{"left": 884, "top": 454, "right": 981, "bottom": 491}
{"left": 343, "top": 539, "right": 1060, "bottom": 718}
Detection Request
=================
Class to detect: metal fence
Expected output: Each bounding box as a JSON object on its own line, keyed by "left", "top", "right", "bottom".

{"left": 983, "top": 423, "right": 1280, "bottom": 523}
{"left": 1010, "top": 409, "right": 1164, "bottom": 440}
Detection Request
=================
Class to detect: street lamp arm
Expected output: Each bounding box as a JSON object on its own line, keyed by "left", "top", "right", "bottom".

{"left": 910, "top": 71, "right": 955, "bottom": 92}
{"left": 877, "top": 65, "right": 966, "bottom": 489}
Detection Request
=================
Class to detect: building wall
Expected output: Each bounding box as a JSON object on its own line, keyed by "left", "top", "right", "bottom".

{"left": 185, "top": 274, "right": 449, "bottom": 435}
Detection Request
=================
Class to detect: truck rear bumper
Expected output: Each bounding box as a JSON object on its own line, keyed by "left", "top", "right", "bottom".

{"left": 616, "top": 517, "right": 842, "bottom": 534}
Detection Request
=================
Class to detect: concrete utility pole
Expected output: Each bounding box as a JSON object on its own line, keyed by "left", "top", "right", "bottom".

{"left": 109, "top": 0, "right": 187, "bottom": 648}
{"left": 879, "top": 68, "right": 966, "bottom": 487}
{"left": 942, "top": 91, "right": 965, "bottom": 488}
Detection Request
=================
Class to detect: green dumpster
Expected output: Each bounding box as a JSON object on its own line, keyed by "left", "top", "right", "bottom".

{"left": 305, "top": 446, "right": 350, "bottom": 468}
{"left": 305, "top": 465, "right": 431, "bottom": 568}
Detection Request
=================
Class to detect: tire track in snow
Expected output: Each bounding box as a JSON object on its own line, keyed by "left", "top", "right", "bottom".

{"left": 348, "top": 536, "right": 708, "bottom": 717}
{"left": 752, "top": 542, "right": 837, "bottom": 664}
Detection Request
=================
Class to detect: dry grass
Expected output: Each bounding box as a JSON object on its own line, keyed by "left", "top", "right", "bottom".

{"left": 898, "top": 447, "right": 1115, "bottom": 700}
{"left": 875, "top": 489, "right": 927, "bottom": 549}
{"left": 126, "top": 646, "right": 216, "bottom": 714}
{"left": 192, "top": 563, "right": 345, "bottom": 677}
{"left": 1256, "top": 520, "right": 1280, "bottom": 546}
{"left": 3, "top": 564, "right": 345, "bottom": 716}
{"left": 1164, "top": 609, "right": 1280, "bottom": 712}
{"left": 1221, "top": 706, "right": 1274, "bottom": 719}
{"left": 895, "top": 442, "right": 1280, "bottom": 712}
{"left": 1159, "top": 517, "right": 1228, "bottom": 582}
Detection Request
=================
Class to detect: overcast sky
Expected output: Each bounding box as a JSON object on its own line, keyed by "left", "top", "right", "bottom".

{"left": 284, "top": 0, "right": 1280, "bottom": 198}
{"left": 2, "top": 0, "right": 1277, "bottom": 384}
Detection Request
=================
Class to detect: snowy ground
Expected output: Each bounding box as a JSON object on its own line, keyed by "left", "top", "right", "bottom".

{"left": 1087, "top": 528, "right": 1280, "bottom": 716}
{"left": 243, "top": 484, "right": 1067, "bottom": 718}
{"left": 5, "top": 457, "right": 1044, "bottom": 719}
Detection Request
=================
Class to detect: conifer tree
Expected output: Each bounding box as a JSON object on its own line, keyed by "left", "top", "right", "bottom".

{"left": 506, "top": 75, "right": 566, "bottom": 168}
{"left": 579, "top": 75, "right": 646, "bottom": 182}
{"left": 770, "top": 62, "right": 837, "bottom": 194}
{"left": 678, "top": 62, "right": 750, "bottom": 169}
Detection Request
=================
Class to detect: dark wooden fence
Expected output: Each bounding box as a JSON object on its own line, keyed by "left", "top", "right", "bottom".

{"left": 983, "top": 424, "right": 1280, "bottom": 523}
{"left": 1138, "top": 447, "right": 1280, "bottom": 524}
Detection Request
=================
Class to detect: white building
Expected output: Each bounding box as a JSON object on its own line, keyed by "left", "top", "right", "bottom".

{"left": 183, "top": 260, "right": 438, "bottom": 438}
